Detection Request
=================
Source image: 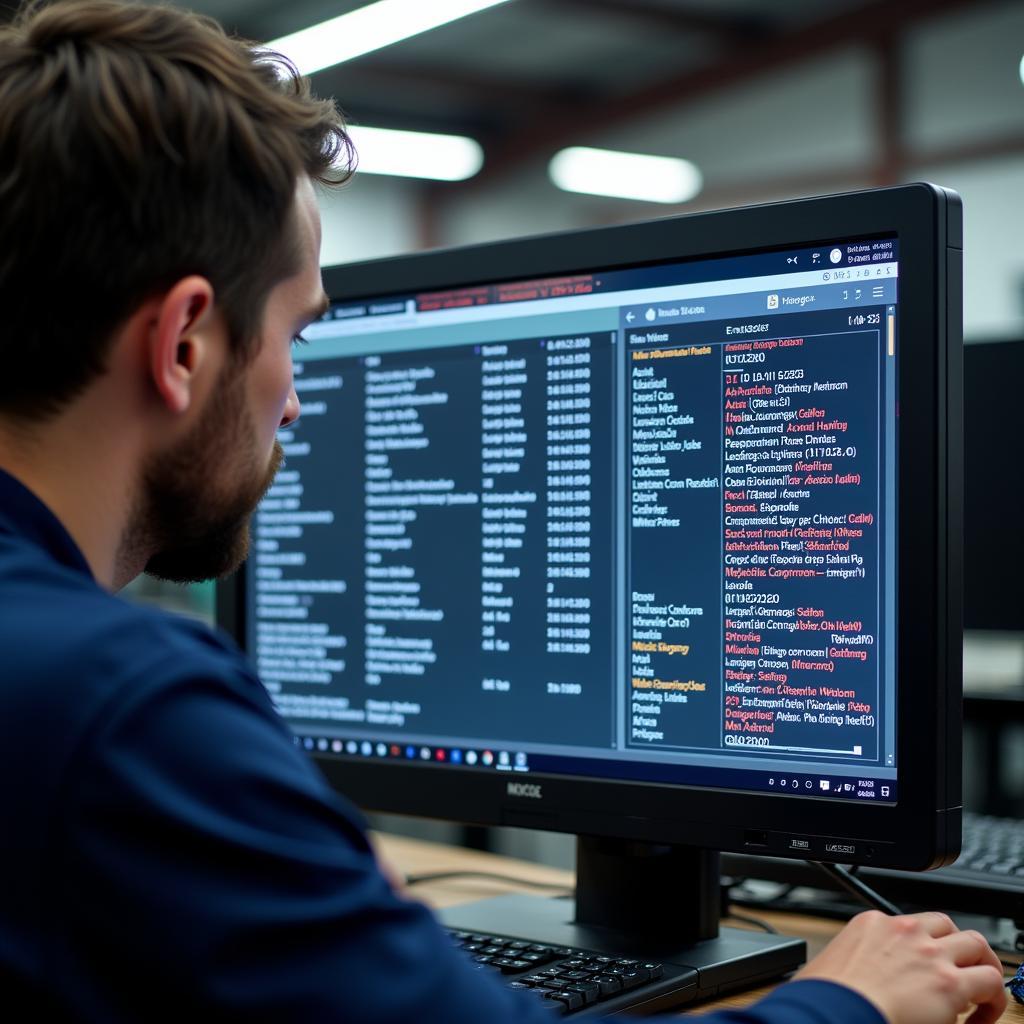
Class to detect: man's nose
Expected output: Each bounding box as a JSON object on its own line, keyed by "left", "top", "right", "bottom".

{"left": 281, "top": 385, "right": 301, "bottom": 427}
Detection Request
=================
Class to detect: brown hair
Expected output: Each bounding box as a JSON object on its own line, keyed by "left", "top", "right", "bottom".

{"left": 0, "top": 0, "right": 354, "bottom": 418}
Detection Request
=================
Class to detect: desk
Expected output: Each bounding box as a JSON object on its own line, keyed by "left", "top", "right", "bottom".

{"left": 374, "top": 831, "right": 1024, "bottom": 1021}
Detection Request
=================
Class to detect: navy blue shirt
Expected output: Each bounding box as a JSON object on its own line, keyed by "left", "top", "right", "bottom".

{"left": 0, "top": 467, "right": 885, "bottom": 1023}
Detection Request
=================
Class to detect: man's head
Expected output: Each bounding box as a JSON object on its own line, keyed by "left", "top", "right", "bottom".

{"left": 0, "top": 0, "right": 351, "bottom": 583}
{"left": 138, "top": 178, "right": 329, "bottom": 584}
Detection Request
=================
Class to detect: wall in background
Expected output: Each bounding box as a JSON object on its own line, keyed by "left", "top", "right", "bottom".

{"left": 911, "top": 154, "right": 1024, "bottom": 340}
{"left": 904, "top": 1, "right": 1024, "bottom": 150}
{"left": 318, "top": 173, "right": 421, "bottom": 267}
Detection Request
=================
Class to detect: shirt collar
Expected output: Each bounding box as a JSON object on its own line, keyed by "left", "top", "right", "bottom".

{"left": 0, "top": 467, "right": 94, "bottom": 580}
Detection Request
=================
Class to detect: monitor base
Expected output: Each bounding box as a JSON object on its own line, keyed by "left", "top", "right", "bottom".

{"left": 440, "top": 893, "right": 806, "bottom": 1012}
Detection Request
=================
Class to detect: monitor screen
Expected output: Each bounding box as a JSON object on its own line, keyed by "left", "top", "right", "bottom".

{"left": 252, "top": 237, "right": 899, "bottom": 801}
{"left": 221, "top": 183, "right": 961, "bottom": 877}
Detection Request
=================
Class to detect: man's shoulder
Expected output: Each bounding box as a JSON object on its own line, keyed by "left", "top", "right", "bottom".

{"left": 0, "top": 533, "right": 257, "bottom": 718}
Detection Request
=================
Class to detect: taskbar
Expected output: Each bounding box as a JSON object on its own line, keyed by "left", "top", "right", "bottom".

{"left": 292, "top": 730, "right": 897, "bottom": 804}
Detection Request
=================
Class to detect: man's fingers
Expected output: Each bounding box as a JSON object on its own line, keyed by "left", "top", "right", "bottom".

{"left": 959, "top": 965, "right": 1008, "bottom": 1024}
{"left": 938, "top": 929, "right": 996, "bottom": 968}
{"left": 906, "top": 910, "right": 957, "bottom": 938}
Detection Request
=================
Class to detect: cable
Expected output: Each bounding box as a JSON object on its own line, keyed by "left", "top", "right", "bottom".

{"left": 813, "top": 861, "right": 903, "bottom": 916}
{"left": 726, "top": 910, "right": 778, "bottom": 934}
{"left": 404, "top": 869, "right": 572, "bottom": 893}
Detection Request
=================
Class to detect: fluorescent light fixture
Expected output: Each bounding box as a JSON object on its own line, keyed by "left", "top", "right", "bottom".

{"left": 1019, "top": 53, "right": 1024, "bottom": 87}
{"left": 267, "top": 0, "right": 513, "bottom": 76}
{"left": 346, "top": 125, "right": 483, "bottom": 181}
{"left": 549, "top": 147, "right": 703, "bottom": 204}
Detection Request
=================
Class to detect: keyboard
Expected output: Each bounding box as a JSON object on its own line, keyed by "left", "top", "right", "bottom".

{"left": 723, "top": 812, "right": 1024, "bottom": 926}
{"left": 448, "top": 929, "right": 684, "bottom": 1016}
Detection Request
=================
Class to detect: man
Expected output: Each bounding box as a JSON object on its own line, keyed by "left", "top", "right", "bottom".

{"left": 0, "top": 2, "right": 1006, "bottom": 1022}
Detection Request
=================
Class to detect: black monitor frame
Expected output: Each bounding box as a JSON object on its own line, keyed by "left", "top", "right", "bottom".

{"left": 219, "top": 182, "right": 963, "bottom": 876}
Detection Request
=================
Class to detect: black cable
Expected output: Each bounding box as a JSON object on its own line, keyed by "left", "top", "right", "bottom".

{"left": 404, "top": 869, "right": 572, "bottom": 893}
{"left": 814, "top": 861, "right": 903, "bottom": 916}
{"left": 726, "top": 910, "right": 778, "bottom": 934}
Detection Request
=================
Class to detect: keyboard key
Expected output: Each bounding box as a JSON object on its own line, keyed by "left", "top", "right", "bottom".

{"left": 641, "top": 962, "right": 664, "bottom": 980}
{"left": 547, "top": 990, "right": 584, "bottom": 1012}
{"left": 596, "top": 975, "right": 623, "bottom": 997}
{"left": 494, "top": 957, "right": 532, "bottom": 973}
{"left": 566, "top": 982, "right": 600, "bottom": 1005}
{"left": 619, "top": 968, "right": 650, "bottom": 989}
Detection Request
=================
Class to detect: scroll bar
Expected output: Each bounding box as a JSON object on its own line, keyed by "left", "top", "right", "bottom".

{"left": 886, "top": 305, "right": 896, "bottom": 357}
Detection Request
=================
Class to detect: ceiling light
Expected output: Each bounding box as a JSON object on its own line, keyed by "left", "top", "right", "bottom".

{"left": 1019, "top": 54, "right": 1024, "bottom": 87}
{"left": 549, "top": 147, "right": 703, "bottom": 205}
{"left": 266, "top": 0, "right": 513, "bottom": 76}
{"left": 346, "top": 125, "right": 483, "bottom": 181}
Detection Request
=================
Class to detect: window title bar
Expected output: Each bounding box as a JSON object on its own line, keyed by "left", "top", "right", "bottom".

{"left": 321, "top": 237, "right": 899, "bottom": 326}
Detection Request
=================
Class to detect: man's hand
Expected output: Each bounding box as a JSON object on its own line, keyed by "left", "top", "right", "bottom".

{"left": 796, "top": 911, "right": 1006, "bottom": 1024}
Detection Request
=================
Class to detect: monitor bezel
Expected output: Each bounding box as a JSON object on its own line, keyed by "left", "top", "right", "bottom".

{"left": 219, "top": 182, "right": 962, "bottom": 871}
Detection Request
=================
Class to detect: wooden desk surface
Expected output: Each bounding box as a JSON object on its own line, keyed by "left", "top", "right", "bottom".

{"left": 373, "top": 831, "right": 1024, "bottom": 1021}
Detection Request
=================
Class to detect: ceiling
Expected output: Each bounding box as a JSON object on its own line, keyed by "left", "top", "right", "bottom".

{"left": 189, "top": 0, "right": 990, "bottom": 188}
{"left": 0, "top": 0, "right": 1012, "bottom": 197}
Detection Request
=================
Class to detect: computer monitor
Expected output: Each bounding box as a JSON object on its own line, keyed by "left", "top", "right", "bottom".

{"left": 964, "top": 339, "right": 1024, "bottom": 633}
{"left": 218, "top": 182, "right": 962, "bottom": 1001}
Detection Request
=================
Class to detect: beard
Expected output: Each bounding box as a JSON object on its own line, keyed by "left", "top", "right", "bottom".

{"left": 136, "top": 368, "right": 283, "bottom": 584}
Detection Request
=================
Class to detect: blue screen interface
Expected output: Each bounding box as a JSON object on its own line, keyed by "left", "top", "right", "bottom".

{"left": 245, "top": 237, "right": 900, "bottom": 802}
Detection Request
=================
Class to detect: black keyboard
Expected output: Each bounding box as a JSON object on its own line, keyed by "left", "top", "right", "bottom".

{"left": 958, "top": 814, "right": 1024, "bottom": 875}
{"left": 723, "top": 813, "right": 1024, "bottom": 926}
{"left": 448, "top": 929, "right": 683, "bottom": 1016}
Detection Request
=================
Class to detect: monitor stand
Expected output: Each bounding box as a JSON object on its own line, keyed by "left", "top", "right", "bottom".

{"left": 440, "top": 835, "right": 806, "bottom": 1012}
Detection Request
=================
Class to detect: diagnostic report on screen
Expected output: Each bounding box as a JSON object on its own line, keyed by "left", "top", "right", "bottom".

{"left": 246, "top": 237, "right": 899, "bottom": 801}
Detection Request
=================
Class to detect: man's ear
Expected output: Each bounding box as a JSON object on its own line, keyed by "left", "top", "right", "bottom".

{"left": 149, "top": 276, "right": 218, "bottom": 415}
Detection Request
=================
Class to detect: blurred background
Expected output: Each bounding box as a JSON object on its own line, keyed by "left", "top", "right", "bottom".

{"left": 21, "top": 0, "right": 1021, "bottom": 857}
{"left": 206, "top": 0, "right": 1024, "bottom": 339}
